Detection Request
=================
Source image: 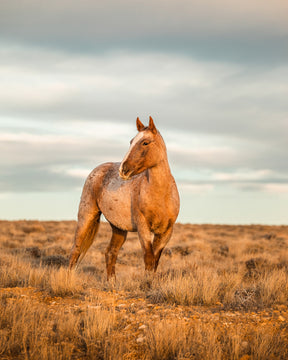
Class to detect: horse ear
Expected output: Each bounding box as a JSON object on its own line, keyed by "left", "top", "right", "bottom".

{"left": 136, "top": 117, "right": 145, "bottom": 132}
{"left": 148, "top": 116, "right": 157, "bottom": 134}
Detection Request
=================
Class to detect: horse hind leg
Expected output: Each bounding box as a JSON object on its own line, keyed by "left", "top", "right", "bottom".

{"left": 69, "top": 209, "right": 101, "bottom": 270}
{"left": 105, "top": 224, "right": 127, "bottom": 280}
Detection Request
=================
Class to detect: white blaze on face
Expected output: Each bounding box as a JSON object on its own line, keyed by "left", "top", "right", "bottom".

{"left": 119, "top": 131, "right": 146, "bottom": 179}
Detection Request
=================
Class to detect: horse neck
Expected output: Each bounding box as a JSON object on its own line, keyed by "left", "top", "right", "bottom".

{"left": 147, "top": 153, "right": 172, "bottom": 191}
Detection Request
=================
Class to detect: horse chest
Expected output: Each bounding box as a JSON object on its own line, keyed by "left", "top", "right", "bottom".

{"left": 139, "top": 194, "right": 175, "bottom": 234}
{"left": 150, "top": 213, "right": 170, "bottom": 234}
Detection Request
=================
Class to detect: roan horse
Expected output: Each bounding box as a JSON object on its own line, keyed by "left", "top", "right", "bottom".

{"left": 69, "top": 117, "right": 180, "bottom": 279}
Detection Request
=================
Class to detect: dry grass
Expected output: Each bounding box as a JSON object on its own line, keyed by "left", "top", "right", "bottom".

{"left": 0, "top": 220, "right": 288, "bottom": 359}
{"left": 144, "top": 320, "right": 222, "bottom": 360}
{"left": 143, "top": 320, "right": 288, "bottom": 360}
{"left": 0, "top": 298, "right": 116, "bottom": 359}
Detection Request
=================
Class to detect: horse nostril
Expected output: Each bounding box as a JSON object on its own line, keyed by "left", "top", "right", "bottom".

{"left": 122, "top": 162, "right": 129, "bottom": 175}
{"left": 120, "top": 161, "right": 133, "bottom": 180}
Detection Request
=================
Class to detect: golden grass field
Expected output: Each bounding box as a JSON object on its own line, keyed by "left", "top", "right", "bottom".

{"left": 0, "top": 220, "right": 288, "bottom": 359}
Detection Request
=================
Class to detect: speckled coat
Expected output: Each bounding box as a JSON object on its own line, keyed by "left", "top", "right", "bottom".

{"left": 69, "top": 117, "right": 180, "bottom": 279}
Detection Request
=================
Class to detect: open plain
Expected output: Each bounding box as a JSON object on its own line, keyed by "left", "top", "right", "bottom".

{"left": 0, "top": 220, "right": 288, "bottom": 359}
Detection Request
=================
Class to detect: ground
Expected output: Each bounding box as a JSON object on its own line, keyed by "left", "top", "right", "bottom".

{"left": 0, "top": 220, "right": 287, "bottom": 359}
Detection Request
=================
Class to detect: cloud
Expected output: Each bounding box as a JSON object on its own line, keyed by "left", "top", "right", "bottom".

{"left": 1, "top": 46, "right": 287, "bottom": 148}
{"left": 0, "top": 127, "right": 129, "bottom": 167}
{"left": 1, "top": 1, "right": 287, "bottom": 66}
{"left": 212, "top": 170, "right": 274, "bottom": 182}
{"left": 1, "top": 117, "right": 287, "bottom": 194}
{"left": 263, "top": 184, "right": 288, "bottom": 193}
{"left": 0, "top": 166, "right": 81, "bottom": 192}
{"left": 64, "top": 168, "right": 91, "bottom": 179}
{"left": 0, "top": 119, "right": 134, "bottom": 192}
{"left": 178, "top": 183, "right": 214, "bottom": 194}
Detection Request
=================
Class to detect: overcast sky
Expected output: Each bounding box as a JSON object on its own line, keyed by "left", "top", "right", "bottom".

{"left": 0, "top": 0, "right": 288, "bottom": 224}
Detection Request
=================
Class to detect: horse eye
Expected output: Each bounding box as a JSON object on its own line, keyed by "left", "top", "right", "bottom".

{"left": 143, "top": 141, "right": 149, "bottom": 146}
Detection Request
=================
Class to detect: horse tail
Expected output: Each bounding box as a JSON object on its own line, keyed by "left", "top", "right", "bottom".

{"left": 69, "top": 216, "right": 100, "bottom": 269}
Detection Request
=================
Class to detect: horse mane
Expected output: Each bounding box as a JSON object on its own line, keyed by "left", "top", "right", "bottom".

{"left": 140, "top": 126, "right": 159, "bottom": 135}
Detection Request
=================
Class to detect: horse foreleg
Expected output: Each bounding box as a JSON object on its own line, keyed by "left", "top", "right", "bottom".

{"left": 143, "top": 242, "right": 155, "bottom": 271}
{"left": 137, "top": 220, "right": 155, "bottom": 271}
{"left": 105, "top": 225, "right": 127, "bottom": 280}
{"left": 153, "top": 228, "right": 173, "bottom": 271}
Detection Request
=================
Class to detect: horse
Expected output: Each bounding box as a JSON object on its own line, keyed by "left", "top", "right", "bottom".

{"left": 69, "top": 117, "right": 180, "bottom": 279}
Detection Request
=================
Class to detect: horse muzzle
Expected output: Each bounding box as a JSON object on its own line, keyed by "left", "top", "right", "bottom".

{"left": 119, "top": 162, "right": 133, "bottom": 180}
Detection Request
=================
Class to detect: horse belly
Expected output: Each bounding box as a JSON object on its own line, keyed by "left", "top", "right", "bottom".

{"left": 99, "top": 183, "right": 136, "bottom": 232}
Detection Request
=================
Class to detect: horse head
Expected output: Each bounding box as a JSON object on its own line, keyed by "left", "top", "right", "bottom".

{"left": 119, "top": 117, "right": 166, "bottom": 180}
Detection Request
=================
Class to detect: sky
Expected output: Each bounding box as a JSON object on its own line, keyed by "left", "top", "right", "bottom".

{"left": 0, "top": 0, "right": 288, "bottom": 224}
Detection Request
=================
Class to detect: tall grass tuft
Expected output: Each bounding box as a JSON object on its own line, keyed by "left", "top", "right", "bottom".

{"left": 144, "top": 320, "right": 222, "bottom": 360}
{"left": 147, "top": 265, "right": 242, "bottom": 307}
{"left": 0, "top": 299, "right": 116, "bottom": 360}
